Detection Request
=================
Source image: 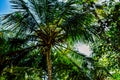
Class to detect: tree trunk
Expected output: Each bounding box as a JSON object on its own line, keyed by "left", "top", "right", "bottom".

{"left": 46, "top": 46, "right": 52, "bottom": 80}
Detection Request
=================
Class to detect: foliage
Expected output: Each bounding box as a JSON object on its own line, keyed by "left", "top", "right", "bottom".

{"left": 0, "top": 0, "right": 120, "bottom": 80}
{"left": 90, "top": 0, "right": 120, "bottom": 80}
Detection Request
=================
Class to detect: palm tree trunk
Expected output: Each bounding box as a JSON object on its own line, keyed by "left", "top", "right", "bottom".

{"left": 46, "top": 46, "right": 52, "bottom": 80}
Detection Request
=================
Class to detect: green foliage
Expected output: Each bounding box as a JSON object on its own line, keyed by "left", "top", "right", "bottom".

{"left": 0, "top": 0, "right": 120, "bottom": 80}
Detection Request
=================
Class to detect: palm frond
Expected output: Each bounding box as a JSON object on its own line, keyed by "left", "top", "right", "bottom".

{"left": 52, "top": 44, "right": 91, "bottom": 80}
{"left": 61, "top": 13, "right": 95, "bottom": 42}
{"left": 10, "top": 0, "right": 28, "bottom": 10}
{"left": 2, "top": 12, "right": 37, "bottom": 37}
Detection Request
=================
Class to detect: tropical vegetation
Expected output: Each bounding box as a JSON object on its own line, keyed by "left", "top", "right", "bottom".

{"left": 0, "top": 0, "right": 120, "bottom": 80}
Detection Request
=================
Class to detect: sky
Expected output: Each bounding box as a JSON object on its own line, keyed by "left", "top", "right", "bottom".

{"left": 75, "top": 43, "right": 92, "bottom": 57}
{"left": 0, "top": 0, "right": 11, "bottom": 15}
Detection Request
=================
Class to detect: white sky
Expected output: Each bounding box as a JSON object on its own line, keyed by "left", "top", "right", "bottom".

{"left": 75, "top": 43, "right": 92, "bottom": 57}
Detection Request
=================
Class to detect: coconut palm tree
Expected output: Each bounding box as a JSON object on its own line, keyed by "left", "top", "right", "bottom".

{"left": 2, "top": 0, "right": 96, "bottom": 79}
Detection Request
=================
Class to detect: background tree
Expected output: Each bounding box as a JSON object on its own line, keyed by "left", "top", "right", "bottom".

{"left": 90, "top": 0, "right": 120, "bottom": 80}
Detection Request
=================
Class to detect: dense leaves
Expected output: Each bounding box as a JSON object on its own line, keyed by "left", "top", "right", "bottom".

{"left": 0, "top": 0, "right": 120, "bottom": 80}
